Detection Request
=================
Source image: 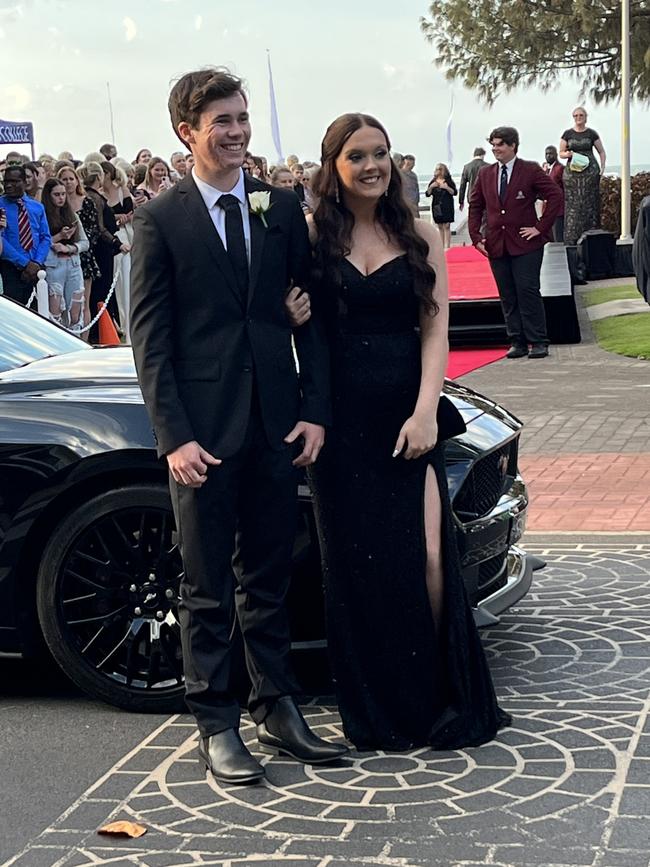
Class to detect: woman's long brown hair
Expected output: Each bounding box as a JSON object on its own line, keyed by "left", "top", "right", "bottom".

{"left": 42, "top": 178, "right": 79, "bottom": 240}
{"left": 312, "top": 113, "right": 438, "bottom": 315}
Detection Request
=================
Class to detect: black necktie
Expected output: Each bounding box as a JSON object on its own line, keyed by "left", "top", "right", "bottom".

{"left": 218, "top": 194, "right": 248, "bottom": 301}
{"left": 499, "top": 164, "right": 508, "bottom": 203}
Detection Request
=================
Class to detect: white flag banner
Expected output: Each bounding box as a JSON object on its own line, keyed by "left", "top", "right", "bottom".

{"left": 267, "top": 51, "right": 284, "bottom": 164}
{"left": 445, "top": 91, "right": 454, "bottom": 168}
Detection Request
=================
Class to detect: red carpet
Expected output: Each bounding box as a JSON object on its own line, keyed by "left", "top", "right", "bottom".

{"left": 446, "top": 245, "right": 499, "bottom": 300}
{"left": 447, "top": 347, "right": 507, "bottom": 379}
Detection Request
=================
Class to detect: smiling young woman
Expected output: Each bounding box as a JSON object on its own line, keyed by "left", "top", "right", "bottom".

{"left": 287, "top": 112, "right": 511, "bottom": 752}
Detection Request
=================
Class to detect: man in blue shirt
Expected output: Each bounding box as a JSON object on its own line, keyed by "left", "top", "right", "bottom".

{"left": 0, "top": 164, "right": 51, "bottom": 305}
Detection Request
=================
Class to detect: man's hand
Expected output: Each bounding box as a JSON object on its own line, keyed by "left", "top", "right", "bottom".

{"left": 520, "top": 226, "right": 541, "bottom": 241}
{"left": 475, "top": 240, "right": 488, "bottom": 257}
{"left": 285, "top": 285, "right": 311, "bottom": 327}
{"left": 284, "top": 421, "right": 325, "bottom": 467}
{"left": 167, "top": 440, "right": 221, "bottom": 488}
{"left": 21, "top": 261, "right": 40, "bottom": 282}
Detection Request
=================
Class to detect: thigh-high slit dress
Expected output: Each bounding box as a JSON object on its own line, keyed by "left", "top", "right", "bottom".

{"left": 308, "top": 254, "right": 511, "bottom": 751}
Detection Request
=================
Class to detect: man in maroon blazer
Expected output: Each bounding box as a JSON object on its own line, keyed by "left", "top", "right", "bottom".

{"left": 469, "top": 127, "right": 563, "bottom": 358}
{"left": 543, "top": 145, "right": 565, "bottom": 243}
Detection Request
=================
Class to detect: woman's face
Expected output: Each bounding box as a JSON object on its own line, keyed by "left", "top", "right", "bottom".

{"left": 274, "top": 170, "right": 294, "bottom": 189}
{"left": 50, "top": 183, "right": 66, "bottom": 209}
{"left": 573, "top": 109, "right": 587, "bottom": 126}
{"left": 24, "top": 168, "right": 37, "bottom": 192}
{"left": 59, "top": 169, "right": 77, "bottom": 195}
{"left": 151, "top": 162, "right": 168, "bottom": 183}
{"left": 138, "top": 149, "right": 152, "bottom": 164}
{"left": 334, "top": 125, "right": 391, "bottom": 201}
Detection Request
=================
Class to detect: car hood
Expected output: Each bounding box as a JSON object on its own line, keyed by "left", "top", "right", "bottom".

{"left": 0, "top": 346, "right": 144, "bottom": 402}
{"left": 0, "top": 347, "right": 521, "bottom": 431}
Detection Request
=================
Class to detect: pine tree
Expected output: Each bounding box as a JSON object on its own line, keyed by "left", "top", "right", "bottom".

{"left": 421, "top": 0, "right": 650, "bottom": 104}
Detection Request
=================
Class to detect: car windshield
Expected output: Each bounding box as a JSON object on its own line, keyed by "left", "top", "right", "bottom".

{"left": 0, "top": 296, "right": 92, "bottom": 372}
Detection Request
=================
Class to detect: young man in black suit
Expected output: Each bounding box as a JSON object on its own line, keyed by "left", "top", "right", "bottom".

{"left": 130, "top": 67, "right": 347, "bottom": 785}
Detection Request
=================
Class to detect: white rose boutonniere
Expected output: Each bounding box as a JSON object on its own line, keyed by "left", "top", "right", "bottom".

{"left": 248, "top": 191, "right": 272, "bottom": 228}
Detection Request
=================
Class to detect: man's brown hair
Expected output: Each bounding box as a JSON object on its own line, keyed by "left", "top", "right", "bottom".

{"left": 488, "top": 126, "right": 519, "bottom": 152}
{"left": 168, "top": 67, "right": 248, "bottom": 146}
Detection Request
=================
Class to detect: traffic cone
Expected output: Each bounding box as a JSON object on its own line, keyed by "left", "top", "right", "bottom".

{"left": 97, "top": 303, "right": 121, "bottom": 346}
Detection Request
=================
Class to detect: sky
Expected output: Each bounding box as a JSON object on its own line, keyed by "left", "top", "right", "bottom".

{"left": 1, "top": 0, "right": 648, "bottom": 174}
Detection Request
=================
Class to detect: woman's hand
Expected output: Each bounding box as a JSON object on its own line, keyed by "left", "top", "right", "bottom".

{"left": 285, "top": 285, "right": 311, "bottom": 327}
{"left": 52, "top": 241, "right": 69, "bottom": 254}
{"left": 120, "top": 242, "right": 131, "bottom": 254}
{"left": 392, "top": 412, "right": 438, "bottom": 460}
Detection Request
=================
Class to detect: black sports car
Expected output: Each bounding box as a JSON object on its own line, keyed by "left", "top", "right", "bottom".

{"left": 0, "top": 297, "right": 539, "bottom": 712}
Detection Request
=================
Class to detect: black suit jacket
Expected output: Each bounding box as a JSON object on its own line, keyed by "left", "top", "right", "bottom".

{"left": 130, "top": 173, "right": 330, "bottom": 458}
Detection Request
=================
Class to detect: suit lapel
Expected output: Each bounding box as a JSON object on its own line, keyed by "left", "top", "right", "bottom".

{"left": 490, "top": 162, "right": 500, "bottom": 205}
{"left": 245, "top": 175, "right": 268, "bottom": 310}
{"left": 177, "top": 175, "right": 243, "bottom": 309}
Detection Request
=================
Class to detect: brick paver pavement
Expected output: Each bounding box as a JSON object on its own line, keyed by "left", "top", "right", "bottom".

{"left": 520, "top": 453, "right": 650, "bottom": 531}
{"left": 458, "top": 284, "right": 650, "bottom": 532}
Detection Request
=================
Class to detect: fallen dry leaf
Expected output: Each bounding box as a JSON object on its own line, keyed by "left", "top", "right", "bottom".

{"left": 97, "top": 820, "right": 147, "bottom": 838}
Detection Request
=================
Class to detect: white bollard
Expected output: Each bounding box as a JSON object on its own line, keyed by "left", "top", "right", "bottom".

{"left": 36, "top": 269, "right": 49, "bottom": 318}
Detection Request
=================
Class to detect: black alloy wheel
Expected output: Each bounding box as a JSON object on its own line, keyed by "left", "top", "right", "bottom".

{"left": 36, "top": 485, "right": 186, "bottom": 712}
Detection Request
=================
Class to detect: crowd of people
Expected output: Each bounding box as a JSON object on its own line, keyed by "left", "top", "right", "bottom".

{"left": 0, "top": 104, "right": 605, "bottom": 343}
{"left": 0, "top": 145, "right": 327, "bottom": 339}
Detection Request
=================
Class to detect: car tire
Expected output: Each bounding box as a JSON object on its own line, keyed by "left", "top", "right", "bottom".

{"left": 36, "top": 485, "right": 186, "bottom": 713}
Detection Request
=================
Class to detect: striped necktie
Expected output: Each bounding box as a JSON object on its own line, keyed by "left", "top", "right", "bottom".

{"left": 17, "top": 199, "right": 33, "bottom": 252}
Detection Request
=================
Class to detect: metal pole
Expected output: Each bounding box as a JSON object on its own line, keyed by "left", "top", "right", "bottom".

{"left": 620, "top": 0, "right": 631, "bottom": 241}
{"left": 106, "top": 81, "right": 116, "bottom": 145}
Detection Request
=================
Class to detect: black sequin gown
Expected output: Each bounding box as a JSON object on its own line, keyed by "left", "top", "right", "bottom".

{"left": 309, "top": 255, "right": 511, "bottom": 751}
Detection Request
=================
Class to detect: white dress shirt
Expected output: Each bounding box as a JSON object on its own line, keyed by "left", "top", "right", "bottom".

{"left": 497, "top": 157, "right": 516, "bottom": 195}
{"left": 191, "top": 167, "right": 251, "bottom": 263}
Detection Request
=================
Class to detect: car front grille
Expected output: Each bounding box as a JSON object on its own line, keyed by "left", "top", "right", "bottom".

{"left": 478, "top": 552, "right": 507, "bottom": 588}
{"left": 454, "top": 439, "right": 518, "bottom": 520}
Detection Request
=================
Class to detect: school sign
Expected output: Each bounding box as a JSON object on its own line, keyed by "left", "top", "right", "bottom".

{"left": 0, "top": 120, "right": 35, "bottom": 157}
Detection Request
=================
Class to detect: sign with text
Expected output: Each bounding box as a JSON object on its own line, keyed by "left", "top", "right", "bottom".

{"left": 0, "top": 120, "right": 35, "bottom": 146}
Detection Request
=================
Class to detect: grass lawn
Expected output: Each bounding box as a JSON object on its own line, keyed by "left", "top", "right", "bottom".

{"left": 582, "top": 284, "right": 639, "bottom": 307}
{"left": 592, "top": 313, "right": 650, "bottom": 358}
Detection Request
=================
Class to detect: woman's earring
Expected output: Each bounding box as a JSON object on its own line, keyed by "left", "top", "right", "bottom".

{"left": 335, "top": 180, "right": 340, "bottom": 204}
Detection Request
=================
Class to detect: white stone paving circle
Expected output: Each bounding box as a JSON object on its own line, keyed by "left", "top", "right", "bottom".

{"left": 124, "top": 706, "right": 626, "bottom": 839}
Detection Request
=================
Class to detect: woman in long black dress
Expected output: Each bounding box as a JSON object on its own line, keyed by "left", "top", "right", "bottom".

{"left": 559, "top": 107, "right": 606, "bottom": 245}
{"left": 287, "top": 113, "right": 510, "bottom": 751}
{"left": 78, "top": 161, "right": 129, "bottom": 342}
{"left": 425, "top": 163, "right": 457, "bottom": 249}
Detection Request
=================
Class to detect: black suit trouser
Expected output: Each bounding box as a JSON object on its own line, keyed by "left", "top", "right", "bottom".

{"left": 0, "top": 261, "right": 34, "bottom": 305}
{"left": 489, "top": 247, "right": 548, "bottom": 346}
{"left": 170, "top": 392, "right": 300, "bottom": 738}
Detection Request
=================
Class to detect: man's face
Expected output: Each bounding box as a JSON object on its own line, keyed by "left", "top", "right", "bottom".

{"left": 103, "top": 146, "right": 117, "bottom": 160}
{"left": 490, "top": 138, "right": 517, "bottom": 165}
{"left": 403, "top": 157, "right": 415, "bottom": 171}
{"left": 179, "top": 93, "right": 251, "bottom": 176}
{"left": 545, "top": 148, "right": 557, "bottom": 165}
{"left": 3, "top": 169, "right": 26, "bottom": 200}
{"left": 291, "top": 167, "right": 304, "bottom": 183}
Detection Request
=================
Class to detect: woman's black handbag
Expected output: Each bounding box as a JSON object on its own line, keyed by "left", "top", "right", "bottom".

{"left": 437, "top": 394, "right": 467, "bottom": 442}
